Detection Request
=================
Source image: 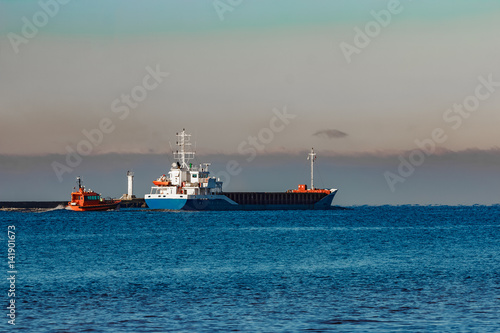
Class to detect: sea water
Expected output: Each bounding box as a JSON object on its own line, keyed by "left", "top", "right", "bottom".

{"left": 1, "top": 206, "right": 499, "bottom": 332}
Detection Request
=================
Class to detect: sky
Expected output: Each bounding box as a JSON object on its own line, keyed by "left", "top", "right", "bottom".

{"left": 1, "top": 0, "right": 500, "bottom": 205}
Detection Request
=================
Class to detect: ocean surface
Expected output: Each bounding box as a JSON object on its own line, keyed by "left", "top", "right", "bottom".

{"left": 1, "top": 206, "right": 499, "bottom": 332}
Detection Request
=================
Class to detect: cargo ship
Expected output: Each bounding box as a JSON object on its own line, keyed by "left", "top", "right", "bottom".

{"left": 68, "top": 177, "right": 121, "bottom": 211}
{"left": 145, "top": 129, "right": 338, "bottom": 210}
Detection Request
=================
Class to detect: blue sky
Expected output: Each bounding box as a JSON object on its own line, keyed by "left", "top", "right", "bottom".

{"left": 3, "top": 1, "right": 500, "bottom": 34}
{"left": 1, "top": 0, "right": 500, "bottom": 204}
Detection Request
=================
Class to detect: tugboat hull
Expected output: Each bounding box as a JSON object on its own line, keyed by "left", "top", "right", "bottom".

{"left": 67, "top": 201, "right": 121, "bottom": 212}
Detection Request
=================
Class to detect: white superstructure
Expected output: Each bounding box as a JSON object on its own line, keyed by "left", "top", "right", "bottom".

{"left": 145, "top": 129, "right": 232, "bottom": 209}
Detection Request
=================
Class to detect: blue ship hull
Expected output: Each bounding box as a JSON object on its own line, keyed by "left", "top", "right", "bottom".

{"left": 145, "top": 190, "right": 338, "bottom": 211}
{"left": 145, "top": 197, "right": 187, "bottom": 210}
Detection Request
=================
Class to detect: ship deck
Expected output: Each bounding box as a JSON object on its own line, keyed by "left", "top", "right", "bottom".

{"left": 222, "top": 192, "right": 329, "bottom": 206}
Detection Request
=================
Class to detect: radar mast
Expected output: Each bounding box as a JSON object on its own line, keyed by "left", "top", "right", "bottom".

{"left": 307, "top": 148, "right": 317, "bottom": 190}
{"left": 173, "top": 129, "right": 195, "bottom": 169}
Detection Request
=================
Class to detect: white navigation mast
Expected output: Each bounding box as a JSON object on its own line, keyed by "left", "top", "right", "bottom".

{"left": 307, "top": 148, "right": 316, "bottom": 190}
{"left": 173, "top": 129, "right": 195, "bottom": 169}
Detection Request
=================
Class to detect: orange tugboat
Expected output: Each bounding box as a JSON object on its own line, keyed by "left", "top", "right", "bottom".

{"left": 67, "top": 177, "right": 121, "bottom": 211}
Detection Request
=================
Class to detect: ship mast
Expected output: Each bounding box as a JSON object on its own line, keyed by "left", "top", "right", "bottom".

{"left": 307, "top": 148, "right": 316, "bottom": 190}
{"left": 173, "top": 129, "right": 195, "bottom": 169}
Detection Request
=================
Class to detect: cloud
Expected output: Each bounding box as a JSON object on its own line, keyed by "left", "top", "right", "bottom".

{"left": 313, "top": 129, "right": 348, "bottom": 139}
{"left": 2, "top": 148, "right": 500, "bottom": 203}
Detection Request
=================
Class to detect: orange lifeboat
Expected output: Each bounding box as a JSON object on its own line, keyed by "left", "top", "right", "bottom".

{"left": 152, "top": 180, "right": 171, "bottom": 186}
{"left": 152, "top": 174, "right": 171, "bottom": 186}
